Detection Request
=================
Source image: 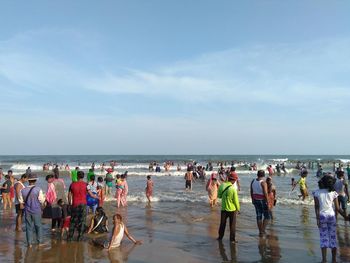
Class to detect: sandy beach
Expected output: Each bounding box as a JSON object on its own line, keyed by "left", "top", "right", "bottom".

{"left": 1, "top": 156, "right": 350, "bottom": 263}
{"left": 1, "top": 199, "right": 350, "bottom": 263}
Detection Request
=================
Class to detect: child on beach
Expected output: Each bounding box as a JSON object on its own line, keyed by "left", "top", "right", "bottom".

{"left": 105, "top": 169, "right": 114, "bottom": 196}
{"left": 206, "top": 173, "right": 220, "bottom": 207}
{"left": 57, "top": 199, "right": 71, "bottom": 238}
{"left": 266, "top": 177, "right": 277, "bottom": 219}
{"left": 292, "top": 170, "right": 309, "bottom": 201}
{"left": 1, "top": 174, "right": 13, "bottom": 209}
{"left": 97, "top": 176, "right": 105, "bottom": 207}
{"left": 145, "top": 175, "right": 153, "bottom": 203}
{"left": 313, "top": 175, "right": 346, "bottom": 263}
{"left": 115, "top": 174, "right": 124, "bottom": 208}
{"left": 121, "top": 174, "right": 128, "bottom": 207}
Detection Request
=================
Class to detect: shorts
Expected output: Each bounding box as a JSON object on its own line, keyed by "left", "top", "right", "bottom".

{"left": 15, "top": 204, "right": 24, "bottom": 215}
{"left": 185, "top": 180, "right": 192, "bottom": 189}
{"left": 62, "top": 216, "right": 71, "bottom": 229}
{"left": 253, "top": 199, "right": 270, "bottom": 221}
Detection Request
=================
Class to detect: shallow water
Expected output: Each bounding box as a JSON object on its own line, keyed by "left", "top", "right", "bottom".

{"left": 1, "top": 155, "right": 350, "bottom": 262}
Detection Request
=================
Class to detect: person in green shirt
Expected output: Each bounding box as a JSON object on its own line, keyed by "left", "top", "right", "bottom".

{"left": 87, "top": 169, "right": 95, "bottom": 182}
{"left": 71, "top": 167, "right": 79, "bottom": 182}
{"left": 347, "top": 164, "right": 350, "bottom": 181}
{"left": 217, "top": 173, "right": 240, "bottom": 243}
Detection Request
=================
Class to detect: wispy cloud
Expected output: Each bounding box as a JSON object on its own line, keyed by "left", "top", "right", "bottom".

{"left": 0, "top": 29, "right": 349, "bottom": 119}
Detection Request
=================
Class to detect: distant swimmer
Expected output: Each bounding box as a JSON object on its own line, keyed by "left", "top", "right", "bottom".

{"left": 267, "top": 165, "right": 274, "bottom": 176}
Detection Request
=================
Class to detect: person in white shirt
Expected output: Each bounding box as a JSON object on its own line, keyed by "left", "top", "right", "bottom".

{"left": 313, "top": 175, "right": 346, "bottom": 263}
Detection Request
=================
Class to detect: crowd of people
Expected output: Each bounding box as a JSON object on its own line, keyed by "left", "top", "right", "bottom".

{"left": 0, "top": 166, "right": 144, "bottom": 249}
{"left": 1, "top": 160, "right": 350, "bottom": 262}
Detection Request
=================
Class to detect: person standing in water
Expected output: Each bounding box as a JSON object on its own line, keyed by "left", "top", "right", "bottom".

{"left": 292, "top": 170, "right": 309, "bottom": 201}
{"left": 18, "top": 174, "right": 45, "bottom": 247}
{"left": 313, "top": 175, "right": 346, "bottom": 263}
{"left": 14, "top": 174, "right": 28, "bottom": 231}
{"left": 67, "top": 171, "right": 88, "bottom": 241}
{"left": 250, "top": 170, "right": 270, "bottom": 237}
{"left": 334, "top": 171, "right": 349, "bottom": 216}
{"left": 206, "top": 173, "right": 220, "bottom": 207}
{"left": 145, "top": 175, "right": 154, "bottom": 203}
{"left": 184, "top": 167, "right": 194, "bottom": 190}
{"left": 266, "top": 177, "right": 277, "bottom": 220}
{"left": 217, "top": 173, "right": 240, "bottom": 243}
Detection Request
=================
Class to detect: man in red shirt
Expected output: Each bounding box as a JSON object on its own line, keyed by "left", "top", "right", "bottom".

{"left": 67, "top": 171, "right": 87, "bottom": 241}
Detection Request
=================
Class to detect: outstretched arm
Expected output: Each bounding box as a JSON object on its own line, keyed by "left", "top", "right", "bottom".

{"left": 314, "top": 197, "right": 320, "bottom": 228}
{"left": 124, "top": 226, "right": 143, "bottom": 245}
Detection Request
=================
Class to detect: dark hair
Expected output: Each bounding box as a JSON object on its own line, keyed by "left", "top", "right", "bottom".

{"left": 77, "top": 171, "right": 85, "bottom": 179}
{"left": 90, "top": 175, "right": 95, "bottom": 181}
{"left": 338, "top": 171, "right": 345, "bottom": 178}
{"left": 8, "top": 170, "right": 13, "bottom": 174}
{"left": 97, "top": 176, "right": 103, "bottom": 182}
{"left": 96, "top": 206, "right": 105, "bottom": 215}
{"left": 301, "top": 170, "right": 308, "bottom": 176}
{"left": 257, "top": 170, "right": 265, "bottom": 178}
{"left": 21, "top": 174, "right": 28, "bottom": 179}
{"left": 46, "top": 174, "right": 54, "bottom": 181}
{"left": 230, "top": 166, "right": 236, "bottom": 172}
{"left": 319, "top": 175, "right": 336, "bottom": 192}
{"left": 147, "top": 175, "right": 151, "bottom": 180}
{"left": 57, "top": 199, "right": 64, "bottom": 206}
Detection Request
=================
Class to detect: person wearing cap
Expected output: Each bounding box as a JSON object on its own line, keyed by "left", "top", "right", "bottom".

{"left": 217, "top": 173, "right": 240, "bottom": 243}
{"left": 18, "top": 174, "right": 45, "bottom": 247}
{"left": 229, "top": 167, "right": 241, "bottom": 191}
{"left": 250, "top": 170, "right": 270, "bottom": 237}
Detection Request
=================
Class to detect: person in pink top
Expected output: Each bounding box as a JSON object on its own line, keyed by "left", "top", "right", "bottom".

{"left": 121, "top": 174, "right": 128, "bottom": 207}
{"left": 145, "top": 175, "right": 154, "bottom": 203}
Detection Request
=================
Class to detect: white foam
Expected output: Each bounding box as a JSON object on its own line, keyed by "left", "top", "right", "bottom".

{"left": 269, "top": 158, "right": 288, "bottom": 162}
{"left": 10, "top": 164, "right": 43, "bottom": 171}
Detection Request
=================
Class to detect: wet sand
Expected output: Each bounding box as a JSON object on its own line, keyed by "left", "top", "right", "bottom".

{"left": 1, "top": 200, "right": 350, "bottom": 263}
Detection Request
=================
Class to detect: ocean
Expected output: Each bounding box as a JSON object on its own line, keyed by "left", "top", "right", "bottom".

{"left": 0, "top": 155, "right": 350, "bottom": 262}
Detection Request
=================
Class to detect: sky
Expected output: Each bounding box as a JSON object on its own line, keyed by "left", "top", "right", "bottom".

{"left": 0, "top": 1, "right": 349, "bottom": 155}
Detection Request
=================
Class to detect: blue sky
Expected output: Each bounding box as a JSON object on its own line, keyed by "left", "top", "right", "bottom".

{"left": 0, "top": 1, "right": 349, "bottom": 155}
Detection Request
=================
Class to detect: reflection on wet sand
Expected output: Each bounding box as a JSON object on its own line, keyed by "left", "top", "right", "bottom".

{"left": 300, "top": 206, "right": 315, "bottom": 257}
{"left": 145, "top": 204, "right": 154, "bottom": 243}
{"left": 218, "top": 240, "right": 237, "bottom": 262}
{"left": 258, "top": 228, "right": 281, "bottom": 263}
{"left": 108, "top": 244, "right": 137, "bottom": 263}
{"left": 337, "top": 223, "right": 350, "bottom": 263}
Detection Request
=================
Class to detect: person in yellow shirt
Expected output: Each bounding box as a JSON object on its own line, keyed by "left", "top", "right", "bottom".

{"left": 217, "top": 174, "right": 240, "bottom": 243}
{"left": 292, "top": 170, "right": 308, "bottom": 201}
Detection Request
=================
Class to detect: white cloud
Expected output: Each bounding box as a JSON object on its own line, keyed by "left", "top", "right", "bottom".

{"left": 0, "top": 29, "right": 349, "bottom": 117}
